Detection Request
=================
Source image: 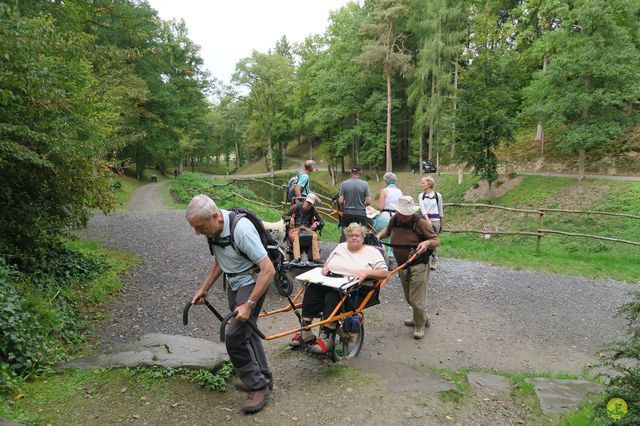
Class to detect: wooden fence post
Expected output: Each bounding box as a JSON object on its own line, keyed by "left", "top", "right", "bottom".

{"left": 536, "top": 211, "right": 545, "bottom": 256}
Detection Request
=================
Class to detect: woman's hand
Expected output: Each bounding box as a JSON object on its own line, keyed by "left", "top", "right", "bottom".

{"left": 321, "top": 265, "right": 330, "bottom": 276}
{"left": 354, "top": 270, "right": 369, "bottom": 283}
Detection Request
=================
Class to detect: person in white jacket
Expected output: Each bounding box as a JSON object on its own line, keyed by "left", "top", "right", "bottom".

{"left": 418, "top": 176, "right": 443, "bottom": 270}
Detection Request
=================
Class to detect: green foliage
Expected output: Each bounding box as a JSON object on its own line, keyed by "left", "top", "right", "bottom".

{"left": 594, "top": 291, "right": 640, "bottom": 425}
{"left": 522, "top": 0, "right": 640, "bottom": 157}
{"left": 0, "top": 242, "right": 132, "bottom": 396}
{"left": 138, "top": 363, "right": 234, "bottom": 392}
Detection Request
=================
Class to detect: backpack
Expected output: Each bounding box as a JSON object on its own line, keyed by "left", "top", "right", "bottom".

{"left": 420, "top": 191, "right": 442, "bottom": 214}
{"left": 286, "top": 172, "right": 309, "bottom": 202}
{"left": 207, "top": 208, "right": 284, "bottom": 271}
{"left": 387, "top": 214, "right": 433, "bottom": 263}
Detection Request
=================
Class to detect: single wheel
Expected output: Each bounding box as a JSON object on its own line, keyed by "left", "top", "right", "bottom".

{"left": 273, "top": 271, "right": 293, "bottom": 297}
{"left": 331, "top": 320, "right": 365, "bottom": 362}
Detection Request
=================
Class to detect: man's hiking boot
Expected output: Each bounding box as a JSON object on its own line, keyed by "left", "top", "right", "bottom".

{"left": 413, "top": 326, "right": 425, "bottom": 339}
{"left": 242, "top": 387, "right": 269, "bottom": 414}
{"left": 430, "top": 259, "right": 437, "bottom": 270}
{"left": 234, "top": 372, "right": 273, "bottom": 392}
{"left": 404, "top": 319, "right": 414, "bottom": 327}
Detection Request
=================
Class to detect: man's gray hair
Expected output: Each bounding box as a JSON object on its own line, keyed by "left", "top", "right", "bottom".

{"left": 304, "top": 160, "right": 315, "bottom": 171}
{"left": 185, "top": 194, "right": 220, "bottom": 221}
{"left": 383, "top": 172, "right": 397, "bottom": 185}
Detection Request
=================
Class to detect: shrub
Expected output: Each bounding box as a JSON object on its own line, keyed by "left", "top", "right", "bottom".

{"left": 593, "top": 291, "right": 640, "bottom": 424}
{"left": 0, "top": 259, "right": 47, "bottom": 393}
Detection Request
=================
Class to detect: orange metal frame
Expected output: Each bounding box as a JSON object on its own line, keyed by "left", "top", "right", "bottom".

{"left": 258, "top": 253, "right": 416, "bottom": 341}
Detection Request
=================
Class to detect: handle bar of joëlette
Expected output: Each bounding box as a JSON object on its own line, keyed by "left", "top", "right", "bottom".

{"left": 182, "top": 299, "right": 265, "bottom": 342}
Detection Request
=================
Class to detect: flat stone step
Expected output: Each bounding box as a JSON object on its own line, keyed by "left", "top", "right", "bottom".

{"left": 467, "top": 372, "right": 512, "bottom": 397}
{"left": 526, "top": 377, "right": 605, "bottom": 417}
{"left": 60, "top": 334, "right": 229, "bottom": 370}
{"left": 346, "top": 358, "right": 456, "bottom": 396}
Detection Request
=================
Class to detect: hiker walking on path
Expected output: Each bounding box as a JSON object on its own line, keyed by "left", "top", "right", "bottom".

{"left": 419, "top": 176, "right": 444, "bottom": 270}
{"left": 374, "top": 172, "right": 403, "bottom": 259}
{"left": 338, "top": 164, "right": 372, "bottom": 238}
{"left": 377, "top": 195, "right": 439, "bottom": 339}
{"left": 291, "top": 160, "right": 315, "bottom": 201}
{"left": 185, "top": 194, "right": 275, "bottom": 414}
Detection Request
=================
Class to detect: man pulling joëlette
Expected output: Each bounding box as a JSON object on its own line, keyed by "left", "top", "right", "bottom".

{"left": 186, "top": 194, "right": 274, "bottom": 414}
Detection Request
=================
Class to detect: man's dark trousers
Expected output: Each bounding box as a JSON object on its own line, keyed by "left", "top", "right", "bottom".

{"left": 226, "top": 283, "right": 271, "bottom": 390}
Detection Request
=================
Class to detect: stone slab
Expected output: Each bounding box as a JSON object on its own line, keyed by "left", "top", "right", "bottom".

{"left": 346, "top": 358, "right": 456, "bottom": 395}
{"left": 527, "top": 377, "right": 605, "bottom": 417}
{"left": 467, "top": 372, "right": 512, "bottom": 396}
{"left": 60, "top": 334, "right": 229, "bottom": 370}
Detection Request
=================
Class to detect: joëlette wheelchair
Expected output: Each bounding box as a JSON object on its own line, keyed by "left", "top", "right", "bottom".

{"left": 183, "top": 251, "right": 418, "bottom": 362}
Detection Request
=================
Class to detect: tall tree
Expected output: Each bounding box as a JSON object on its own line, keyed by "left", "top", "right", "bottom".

{"left": 523, "top": 0, "right": 640, "bottom": 179}
{"left": 407, "top": 0, "right": 465, "bottom": 171}
{"left": 358, "top": 0, "right": 412, "bottom": 172}
{"left": 233, "top": 50, "right": 293, "bottom": 175}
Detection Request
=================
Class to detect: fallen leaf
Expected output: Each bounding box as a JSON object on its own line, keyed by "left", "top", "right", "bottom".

{"left": 225, "top": 414, "right": 232, "bottom": 420}
{"left": 446, "top": 415, "right": 454, "bottom": 420}
{"left": 132, "top": 415, "right": 140, "bottom": 419}
{"left": 375, "top": 384, "right": 382, "bottom": 391}
{"left": 223, "top": 407, "right": 233, "bottom": 412}
{"left": 291, "top": 416, "right": 299, "bottom": 421}
{"left": 120, "top": 387, "right": 127, "bottom": 393}
{"left": 12, "top": 393, "right": 23, "bottom": 401}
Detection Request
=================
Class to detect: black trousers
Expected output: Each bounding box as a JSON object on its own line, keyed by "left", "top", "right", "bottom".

{"left": 301, "top": 283, "right": 380, "bottom": 320}
{"left": 225, "top": 283, "right": 270, "bottom": 390}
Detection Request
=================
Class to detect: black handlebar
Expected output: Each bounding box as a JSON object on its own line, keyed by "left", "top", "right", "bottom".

{"left": 182, "top": 299, "right": 264, "bottom": 342}
{"left": 183, "top": 299, "right": 224, "bottom": 325}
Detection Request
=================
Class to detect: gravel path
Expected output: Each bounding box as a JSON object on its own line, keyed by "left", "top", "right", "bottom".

{"left": 80, "top": 183, "right": 637, "bottom": 377}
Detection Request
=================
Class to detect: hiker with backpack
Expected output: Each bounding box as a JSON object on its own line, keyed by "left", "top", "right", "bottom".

{"left": 186, "top": 194, "right": 274, "bottom": 414}
{"left": 287, "top": 160, "right": 315, "bottom": 204}
{"left": 376, "top": 195, "right": 440, "bottom": 340}
{"left": 419, "top": 176, "right": 444, "bottom": 270}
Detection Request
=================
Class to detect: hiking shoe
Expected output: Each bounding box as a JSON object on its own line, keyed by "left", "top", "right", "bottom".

{"left": 413, "top": 326, "right": 425, "bottom": 339}
{"left": 404, "top": 319, "right": 415, "bottom": 327}
{"left": 310, "top": 333, "right": 334, "bottom": 354}
{"left": 234, "top": 372, "right": 273, "bottom": 392}
{"left": 242, "top": 387, "right": 269, "bottom": 414}
{"left": 429, "top": 259, "right": 437, "bottom": 270}
{"left": 289, "top": 330, "right": 315, "bottom": 349}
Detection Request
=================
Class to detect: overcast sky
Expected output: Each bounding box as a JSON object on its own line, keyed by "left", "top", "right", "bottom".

{"left": 146, "top": 0, "right": 355, "bottom": 85}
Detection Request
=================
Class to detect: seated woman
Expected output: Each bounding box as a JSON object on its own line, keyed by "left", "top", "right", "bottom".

{"left": 290, "top": 222, "right": 388, "bottom": 353}
{"left": 282, "top": 193, "right": 323, "bottom": 263}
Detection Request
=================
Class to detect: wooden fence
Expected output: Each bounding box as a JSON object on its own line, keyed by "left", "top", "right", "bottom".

{"left": 444, "top": 203, "right": 640, "bottom": 254}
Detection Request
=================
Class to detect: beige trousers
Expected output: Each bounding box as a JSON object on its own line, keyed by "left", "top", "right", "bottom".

{"left": 398, "top": 262, "right": 429, "bottom": 328}
{"left": 289, "top": 227, "right": 320, "bottom": 261}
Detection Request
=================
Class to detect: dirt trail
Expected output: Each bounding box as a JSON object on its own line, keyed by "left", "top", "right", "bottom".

{"left": 76, "top": 182, "right": 636, "bottom": 424}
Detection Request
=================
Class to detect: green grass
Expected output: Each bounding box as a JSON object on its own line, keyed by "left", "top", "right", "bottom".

{"left": 558, "top": 401, "right": 605, "bottom": 426}
{"left": 0, "top": 368, "right": 185, "bottom": 425}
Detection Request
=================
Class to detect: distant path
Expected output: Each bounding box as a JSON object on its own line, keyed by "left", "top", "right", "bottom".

{"left": 519, "top": 171, "right": 640, "bottom": 181}
{"left": 127, "top": 181, "right": 168, "bottom": 212}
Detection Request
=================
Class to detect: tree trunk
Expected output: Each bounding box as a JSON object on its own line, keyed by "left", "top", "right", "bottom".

{"left": 451, "top": 60, "right": 459, "bottom": 158}
{"left": 535, "top": 54, "right": 548, "bottom": 155}
{"left": 234, "top": 123, "right": 240, "bottom": 169}
{"left": 267, "top": 133, "right": 274, "bottom": 177}
{"left": 428, "top": 72, "right": 436, "bottom": 161}
{"left": 578, "top": 148, "right": 586, "bottom": 180}
{"left": 419, "top": 133, "right": 424, "bottom": 176}
{"left": 386, "top": 71, "right": 393, "bottom": 172}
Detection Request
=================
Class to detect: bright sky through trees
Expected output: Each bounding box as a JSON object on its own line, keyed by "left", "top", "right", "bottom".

{"left": 146, "top": 0, "right": 354, "bottom": 83}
